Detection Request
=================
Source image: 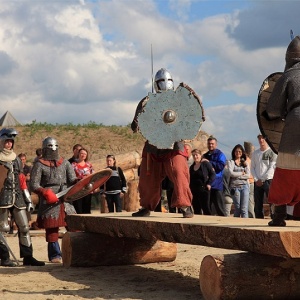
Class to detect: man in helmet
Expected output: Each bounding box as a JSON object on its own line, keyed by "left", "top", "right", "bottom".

{"left": 0, "top": 128, "right": 45, "bottom": 266}
{"left": 30, "top": 137, "right": 78, "bottom": 263}
{"left": 131, "top": 68, "right": 194, "bottom": 218}
{"left": 263, "top": 35, "right": 300, "bottom": 226}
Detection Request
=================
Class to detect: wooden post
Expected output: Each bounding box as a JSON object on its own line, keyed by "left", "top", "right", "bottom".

{"left": 62, "top": 232, "right": 177, "bottom": 267}
{"left": 124, "top": 179, "right": 140, "bottom": 212}
{"left": 100, "top": 194, "right": 109, "bottom": 213}
{"left": 200, "top": 253, "right": 300, "bottom": 300}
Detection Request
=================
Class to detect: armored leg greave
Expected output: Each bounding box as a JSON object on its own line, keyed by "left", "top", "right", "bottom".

{"left": 13, "top": 208, "right": 32, "bottom": 247}
{"left": 0, "top": 208, "right": 10, "bottom": 232}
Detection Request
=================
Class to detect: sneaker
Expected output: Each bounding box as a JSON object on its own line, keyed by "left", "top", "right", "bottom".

{"left": 132, "top": 208, "right": 150, "bottom": 217}
{"left": 50, "top": 257, "right": 62, "bottom": 263}
{"left": 23, "top": 256, "right": 45, "bottom": 266}
{"left": 1, "top": 259, "right": 17, "bottom": 267}
{"left": 181, "top": 206, "right": 194, "bottom": 218}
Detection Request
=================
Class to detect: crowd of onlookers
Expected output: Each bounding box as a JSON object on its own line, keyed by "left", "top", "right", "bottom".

{"left": 159, "top": 134, "right": 278, "bottom": 219}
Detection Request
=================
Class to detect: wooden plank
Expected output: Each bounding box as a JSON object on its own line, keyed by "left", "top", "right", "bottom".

{"left": 66, "top": 213, "right": 300, "bottom": 258}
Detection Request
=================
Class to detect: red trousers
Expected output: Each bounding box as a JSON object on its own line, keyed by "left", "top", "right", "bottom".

{"left": 268, "top": 167, "right": 300, "bottom": 206}
{"left": 138, "top": 152, "right": 192, "bottom": 211}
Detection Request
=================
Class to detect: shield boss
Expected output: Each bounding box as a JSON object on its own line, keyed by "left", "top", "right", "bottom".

{"left": 138, "top": 85, "right": 204, "bottom": 149}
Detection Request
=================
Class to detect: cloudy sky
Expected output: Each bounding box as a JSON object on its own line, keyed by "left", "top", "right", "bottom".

{"left": 0, "top": 0, "right": 297, "bottom": 157}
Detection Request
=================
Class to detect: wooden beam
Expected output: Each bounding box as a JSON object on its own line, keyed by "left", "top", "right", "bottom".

{"left": 66, "top": 213, "right": 300, "bottom": 258}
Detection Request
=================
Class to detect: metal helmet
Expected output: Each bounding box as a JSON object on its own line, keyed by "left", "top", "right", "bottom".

{"left": 42, "top": 136, "right": 59, "bottom": 160}
{"left": 285, "top": 35, "right": 300, "bottom": 70}
{"left": 154, "top": 68, "right": 174, "bottom": 93}
{"left": 0, "top": 128, "right": 18, "bottom": 150}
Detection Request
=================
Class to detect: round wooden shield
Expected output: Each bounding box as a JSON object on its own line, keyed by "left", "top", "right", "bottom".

{"left": 138, "top": 83, "right": 204, "bottom": 149}
{"left": 257, "top": 72, "right": 284, "bottom": 154}
{"left": 64, "top": 168, "right": 112, "bottom": 202}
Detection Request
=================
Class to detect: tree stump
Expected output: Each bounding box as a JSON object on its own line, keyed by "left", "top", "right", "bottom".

{"left": 124, "top": 179, "right": 140, "bottom": 212}
{"left": 200, "top": 253, "right": 300, "bottom": 300}
{"left": 62, "top": 232, "right": 177, "bottom": 267}
{"left": 100, "top": 194, "right": 109, "bottom": 213}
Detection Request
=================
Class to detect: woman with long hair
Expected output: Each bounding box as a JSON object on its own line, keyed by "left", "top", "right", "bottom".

{"left": 103, "top": 155, "right": 127, "bottom": 212}
{"left": 72, "top": 147, "right": 94, "bottom": 214}
{"left": 227, "top": 144, "right": 250, "bottom": 218}
{"left": 189, "top": 149, "right": 215, "bottom": 215}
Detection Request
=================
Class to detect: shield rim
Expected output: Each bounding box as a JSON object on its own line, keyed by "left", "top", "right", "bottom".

{"left": 64, "top": 168, "right": 112, "bottom": 202}
{"left": 256, "top": 71, "right": 284, "bottom": 154}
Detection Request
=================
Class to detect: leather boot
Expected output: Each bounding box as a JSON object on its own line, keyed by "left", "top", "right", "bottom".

{"left": 268, "top": 204, "right": 287, "bottom": 227}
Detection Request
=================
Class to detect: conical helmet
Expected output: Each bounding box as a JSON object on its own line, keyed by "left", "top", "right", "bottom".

{"left": 285, "top": 35, "right": 300, "bottom": 70}
{"left": 154, "top": 68, "right": 174, "bottom": 92}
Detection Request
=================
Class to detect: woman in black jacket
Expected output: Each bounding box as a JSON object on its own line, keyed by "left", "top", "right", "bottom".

{"left": 103, "top": 155, "right": 127, "bottom": 212}
{"left": 189, "top": 149, "right": 216, "bottom": 215}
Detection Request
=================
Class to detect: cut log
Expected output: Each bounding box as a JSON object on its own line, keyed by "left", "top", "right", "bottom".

{"left": 124, "top": 179, "right": 140, "bottom": 212}
{"left": 200, "top": 253, "right": 300, "bottom": 300}
{"left": 123, "top": 168, "right": 139, "bottom": 182}
{"left": 92, "top": 151, "right": 142, "bottom": 172}
{"left": 100, "top": 194, "right": 109, "bottom": 213}
{"left": 62, "top": 232, "right": 177, "bottom": 267}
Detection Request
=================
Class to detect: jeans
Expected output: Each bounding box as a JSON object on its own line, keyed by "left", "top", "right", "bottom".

{"left": 254, "top": 180, "right": 272, "bottom": 219}
{"left": 105, "top": 193, "right": 122, "bottom": 212}
{"left": 48, "top": 241, "right": 61, "bottom": 261}
{"left": 231, "top": 184, "right": 249, "bottom": 218}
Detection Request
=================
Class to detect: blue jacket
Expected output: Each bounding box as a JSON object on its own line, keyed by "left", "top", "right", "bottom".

{"left": 203, "top": 149, "right": 226, "bottom": 191}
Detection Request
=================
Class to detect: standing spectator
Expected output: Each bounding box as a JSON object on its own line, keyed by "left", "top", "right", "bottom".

{"left": 18, "top": 153, "right": 31, "bottom": 192}
{"left": 263, "top": 35, "right": 300, "bottom": 226}
{"left": 189, "top": 149, "right": 215, "bottom": 215}
{"left": 30, "top": 137, "right": 78, "bottom": 263}
{"left": 72, "top": 147, "right": 94, "bottom": 214}
{"left": 33, "top": 148, "right": 42, "bottom": 164}
{"left": 227, "top": 144, "right": 250, "bottom": 218}
{"left": 131, "top": 68, "right": 194, "bottom": 218}
{"left": 223, "top": 164, "right": 233, "bottom": 217}
{"left": 101, "top": 155, "right": 127, "bottom": 213}
{"left": 68, "top": 144, "right": 82, "bottom": 164}
{"left": 184, "top": 143, "right": 194, "bottom": 167}
{"left": 0, "top": 128, "right": 44, "bottom": 266}
{"left": 202, "top": 136, "right": 226, "bottom": 216}
{"left": 250, "top": 134, "right": 277, "bottom": 219}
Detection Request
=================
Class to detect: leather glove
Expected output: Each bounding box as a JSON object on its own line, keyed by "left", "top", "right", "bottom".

{"left": 38, "top": 188, "right": 58, "bottom": 204}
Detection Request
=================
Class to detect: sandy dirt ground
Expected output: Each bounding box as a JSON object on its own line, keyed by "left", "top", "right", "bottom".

{"left": 0, "top": 212, "right": 244, "bottom": 300}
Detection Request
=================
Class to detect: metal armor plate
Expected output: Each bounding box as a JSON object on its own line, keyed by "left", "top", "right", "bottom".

{"left": 257, "top": 72, "right": 284, "bottom": 154}
{"left": 64, "top": 169, "right": 112, "bottom": 202}
{"left": 138, "top": 84, "right": 205, "bottom": 149}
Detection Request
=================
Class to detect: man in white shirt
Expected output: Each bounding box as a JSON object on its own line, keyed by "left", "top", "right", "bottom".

{"left": 250, "top": 134, "right": 277, "bottom": 218}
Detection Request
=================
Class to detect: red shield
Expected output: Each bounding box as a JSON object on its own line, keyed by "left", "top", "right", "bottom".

{"left": 64, "top": 169, "right": 112, "bottom": 202}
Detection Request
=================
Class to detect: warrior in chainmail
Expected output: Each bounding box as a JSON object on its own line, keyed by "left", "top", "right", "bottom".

{"left": 0, "top": 128, "right": 45, "bottom": 266}
{"left": 264, "top": 35, "right": 300, "bottom": 226}
{"left": 30, "top": 137, "right": 77, "bottom": 263}
{"left": 131, "top": 68, "right": 194, "bottom": 218}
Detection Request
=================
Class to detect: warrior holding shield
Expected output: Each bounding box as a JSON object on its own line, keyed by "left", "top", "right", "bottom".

{"left": 131, "top": 68, "right": 205, "bottom": 218}
{"left": 262, "top": 35, "right": 300, "bottom": 226}
{"left": 30, "top": 137, "right": 78, "bottom": 262}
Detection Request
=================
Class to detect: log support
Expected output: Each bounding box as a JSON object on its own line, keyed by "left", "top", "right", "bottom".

{"left": 200, "top": 253, "right": 300, "bottom": 300}
{"left": 62, "top": 232, "right": 177, "bottom": 268}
